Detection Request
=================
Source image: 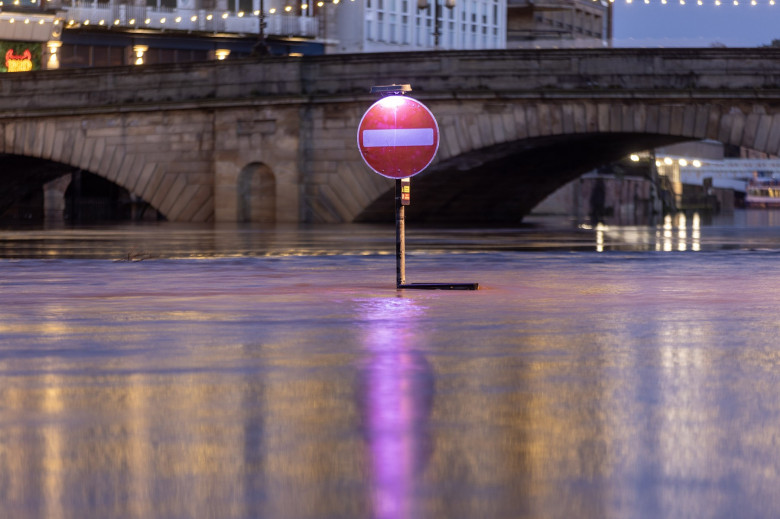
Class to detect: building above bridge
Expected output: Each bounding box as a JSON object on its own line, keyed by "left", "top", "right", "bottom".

{"left": 506, "top": 0, "right": 608, "bottom": 49}
{"left": 0, "top": 0, "right": 617, "bottom": 70}
{"left": 0, "top": 0, "right": 516, "bottom": 69}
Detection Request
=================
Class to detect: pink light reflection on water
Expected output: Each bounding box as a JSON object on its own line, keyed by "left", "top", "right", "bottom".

{"left": 356, "top": 296, "right": 434, "bottom": 519}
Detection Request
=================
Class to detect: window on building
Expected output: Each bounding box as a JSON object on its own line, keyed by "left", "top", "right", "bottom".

{"left": 147, "top": 0, "right": 177, "bottom": 8}
{"left": 59, "top": 44, "right": 126, "bottom": 68}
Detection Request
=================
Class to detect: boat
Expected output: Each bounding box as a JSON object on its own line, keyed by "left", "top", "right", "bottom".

{"left": 745, "top": 175, "right": 780, "bottom": 208}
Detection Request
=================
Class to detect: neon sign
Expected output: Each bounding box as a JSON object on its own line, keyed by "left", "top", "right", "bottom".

{"left": 5, "top": 49, "right": 32, "bottom": 72}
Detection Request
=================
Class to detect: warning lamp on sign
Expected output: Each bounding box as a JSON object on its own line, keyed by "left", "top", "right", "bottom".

{"left": 399, "top": 178, "right": 410, "bottom": 206}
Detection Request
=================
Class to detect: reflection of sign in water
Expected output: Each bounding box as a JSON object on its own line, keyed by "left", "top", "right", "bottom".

{"left": 5, "top": 49, "right": 32, "bottom": 72}
{"left": 356, "top": 297, "right": 434, "bottom": 519}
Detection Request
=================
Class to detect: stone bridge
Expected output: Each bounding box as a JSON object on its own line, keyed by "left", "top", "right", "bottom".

{"left": 2, "top": 47, "right": 780, "bottom": 224}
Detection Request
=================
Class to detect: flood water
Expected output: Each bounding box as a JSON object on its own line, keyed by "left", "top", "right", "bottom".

{"left": 2, "top": 210, "right": 780, "bottom": 518}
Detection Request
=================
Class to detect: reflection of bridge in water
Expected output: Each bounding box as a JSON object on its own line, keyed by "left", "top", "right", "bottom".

{"left": 2, "top": 47, "right": 780, "bottom": 224}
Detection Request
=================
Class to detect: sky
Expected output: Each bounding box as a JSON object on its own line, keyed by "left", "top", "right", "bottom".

{"left": 611, "top": 1, "right": 779, "bottom": 47}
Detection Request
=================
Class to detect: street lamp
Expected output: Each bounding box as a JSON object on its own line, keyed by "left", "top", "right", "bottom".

{"left": 417, "top": 0, "right": 455, "bottom": 48}
{"left": 253, "top": 0, "right": 269, "bottom": 55}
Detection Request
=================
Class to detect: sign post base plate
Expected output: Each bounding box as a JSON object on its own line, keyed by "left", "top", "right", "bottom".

{"left": 397, "top": 282, "right": 479, "bottom": 290}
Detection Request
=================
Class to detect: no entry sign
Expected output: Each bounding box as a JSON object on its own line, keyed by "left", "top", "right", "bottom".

{"left": 357, "top": 95, "right": 440, "bottom": 179}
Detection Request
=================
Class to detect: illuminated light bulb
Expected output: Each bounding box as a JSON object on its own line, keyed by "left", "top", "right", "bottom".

{"left": 38, "top": 19, "right": 44, "bottom": 24}
{"left": 664, "top": 157, "right": 673, "bottom": 165}
{"left": 68, "top": 19, "right": 75, "bottom": 25}
{"left": 238, "top": 11, "right": 244, "bottom": 16}
{"left": 679, "top": 0, "right": 684, "bottom": 4}
{"left": 679, "top": 158, "right": 688, "bottom": 166}
{"left": 133, "top": 45, "right": 148, "bottom": 66}
{"left": 715, "top": 0, "right": 721, "bottom": 5}
{"left": 661, "top": 0, "right": 666, "bottom": 3}
{"left": 253, "top": 10, "right": 259, "bottom": 15}
{"left": 285, "top": 5, "right": 292, "bottom": 11}
{"left": 98, "top": 19, "right": 105, "bottom": 25}
{"left": 8, "top": 18, "right": 14, "bottom": 23}
{"left": 630, "top": 154, "right": 640, "bottom": 161}
{"left": 301, "top": 3, "right": 308, "bottom": 7}
{"left": 82, "top": 19, "right": 88, "bottom": 25}
{"left": 24, "top": 18, "right": 29, "bottom": 23}
{"left": 191, "top": 15, "right": 198, "bottom": 21}
{"left": 114, "top": 19, "right": 120, "bottom": 25}
{"left": 160, "top": 17, "right": 166, "bottom": 23}
{"left": 175, "top": 16, "right": 182, "bottom": 22}
{"left": 144, "top": 18, "right": 151, "bottom": 24}
{"left": 269, "top": 7, "right": 277, "bottom": 13}
{"left": 733, "top": 0, "right": 738, "bottom": 4}
{"left": 221, "top": 12, "right": 229, "bottom": 18}
{"left": 697, "top": 0, "right": 702, "bottom": 4}
{"left": 378, "top": 95, "right": 410, "bottom": 109}
{"left": 316, "top": 1, "right": 323, "bottom": 6}
{"left": 655, "top": 160, "right": 661, "bottom": 167}
{"left": 206, "top": 13, "right": 213, "bottom": 20}
{"left": 692, "top": 160, "right": 701, "bottom": 167}
{"left": 333, "top": 0, "right": 340, "bottom": 3}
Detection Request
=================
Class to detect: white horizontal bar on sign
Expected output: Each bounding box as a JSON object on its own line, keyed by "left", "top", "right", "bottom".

{"left": 363, "top": 128, "right": 434, "bottom": 147}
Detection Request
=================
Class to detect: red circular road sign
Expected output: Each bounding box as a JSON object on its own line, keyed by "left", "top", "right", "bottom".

{"left": 357, "top": 95, "right": 440, "bottom": 179}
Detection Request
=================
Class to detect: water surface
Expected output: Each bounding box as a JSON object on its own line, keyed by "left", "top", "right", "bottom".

{"left": 1, "top": 212, "right": 779, "bottom": 518}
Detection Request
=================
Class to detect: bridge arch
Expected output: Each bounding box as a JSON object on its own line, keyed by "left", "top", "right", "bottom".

{"left": 0, "top": 114, "right": 214, "bottom": 222}
{"left": 351, "top": 100, "right": 780, "bottom": 224}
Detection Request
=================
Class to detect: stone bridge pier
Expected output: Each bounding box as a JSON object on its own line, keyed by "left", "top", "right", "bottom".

{"left": 1, "top": 47, "right": 780, "bottom": 224}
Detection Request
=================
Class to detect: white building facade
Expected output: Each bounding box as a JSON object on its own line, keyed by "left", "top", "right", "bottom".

{"left": 333, "top": 0, "right": 507, "bottom": 53}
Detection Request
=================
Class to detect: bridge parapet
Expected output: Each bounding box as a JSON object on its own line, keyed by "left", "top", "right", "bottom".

{"left": 2, "top": 48, "right": 780, "bottom": 117}
{"left": 297, "top": 48, "right": 780, "bottom": 98}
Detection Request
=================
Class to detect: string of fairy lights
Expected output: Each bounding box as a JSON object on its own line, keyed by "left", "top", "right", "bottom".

{"left": 606, "top": 0, "right": 776, "bottom": 5}
{"left": 57, "top": 0, "right": 359, "bottom": 30}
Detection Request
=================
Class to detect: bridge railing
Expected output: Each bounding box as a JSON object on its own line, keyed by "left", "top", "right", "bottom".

{"left": 65, "top": 1, "right": 316, "bottom": 38}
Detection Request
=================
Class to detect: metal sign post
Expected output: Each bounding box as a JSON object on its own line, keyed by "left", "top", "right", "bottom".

{"left": 395, "top": 177, "right": 411, "bottom": 287}
{"left": 395, "top": 178, "right": 407, "bottom": 287}
{"left": 359, "top": 84, "right": 478, "bottom": 291}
